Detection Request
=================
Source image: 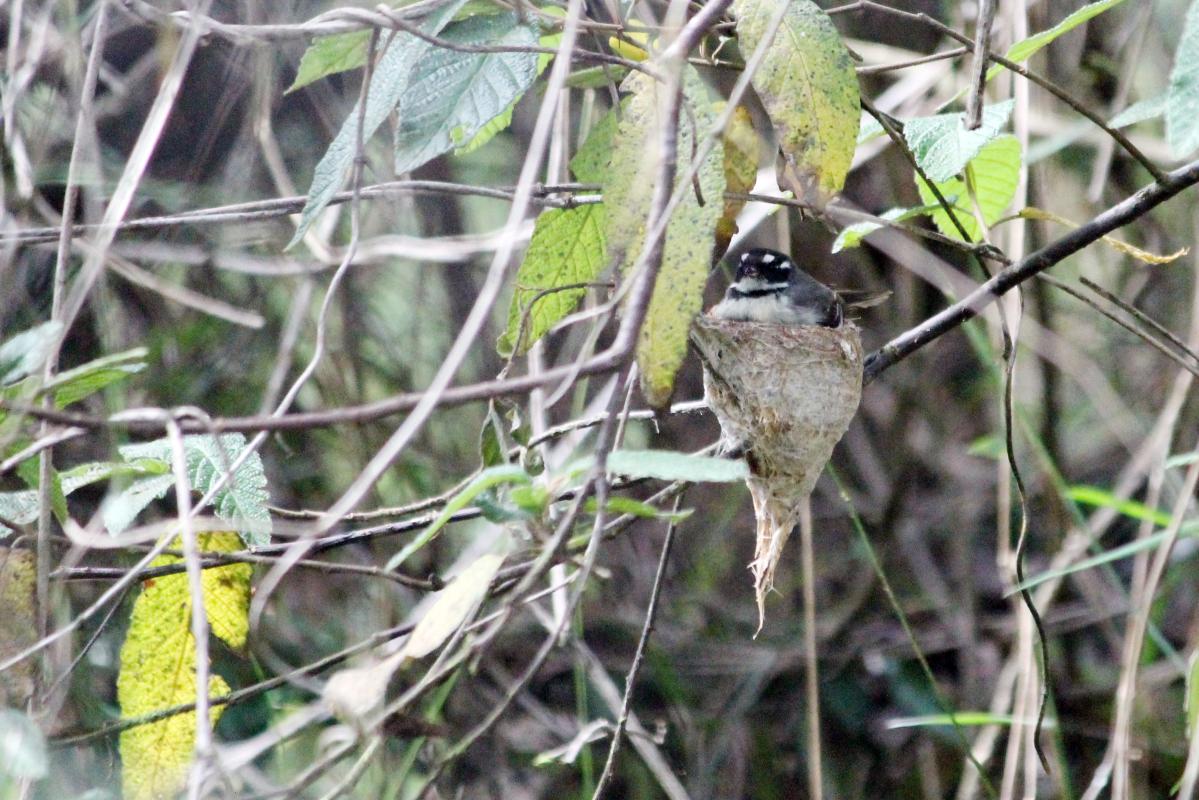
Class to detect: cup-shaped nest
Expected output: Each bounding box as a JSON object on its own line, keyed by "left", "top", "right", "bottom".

{"left": 691, "top": 315, "right": 863, "bottom": 629}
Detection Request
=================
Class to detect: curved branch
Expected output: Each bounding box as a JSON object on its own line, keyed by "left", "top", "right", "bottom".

{"left": 863, "top": 158, "right": 1199, "bottom": 385}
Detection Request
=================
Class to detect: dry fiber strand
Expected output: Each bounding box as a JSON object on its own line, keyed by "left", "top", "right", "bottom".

{"left": 691, "top": 315, "right": 863, "bottom": 629}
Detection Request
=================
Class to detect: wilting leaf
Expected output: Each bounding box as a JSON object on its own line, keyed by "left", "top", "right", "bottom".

{"left": 732, "top": 0, "right": 859, "bottom": 204}
{"left": 1016, "top": 207, "right": 1188, "bottom": 264}
{"left": 915, "top": 134, "right": 1022, "bottom": 242}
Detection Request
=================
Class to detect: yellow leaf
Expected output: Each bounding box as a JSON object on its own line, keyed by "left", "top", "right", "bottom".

{"left": 732, "top": 0, "right": 859, "bottom": 204}
{"left": 603, "top": 68, "right": 727, "bottom": 407}
{"left": 1016, "top": 207, "right": 1189, "bottom": 265}
{"left": 716, "top": 104, "right": 760, "bottom": 255}
{"left": 0, "top": 548, "right": 36, "bottom": 707}
{"left": 118, "top": 532, "right": 250, "bottom": 800}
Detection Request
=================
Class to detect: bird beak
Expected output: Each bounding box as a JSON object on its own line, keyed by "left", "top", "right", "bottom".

{"left": 742, "top": 265, "right": 758, "bottom": 278}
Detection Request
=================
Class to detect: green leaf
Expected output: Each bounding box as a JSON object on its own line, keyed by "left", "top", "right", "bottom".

{"left": 1009, "top": 526, "right": 1199, "bottom": 595}
{"left": 455, "top": 13, "right": 559, "bottom": 155}
{"left": 288, "top": 31, "right": 371, "bottom": 94}
{"left": 46, "top": 346, "right": 147, "bottom": 408}
{"left": 887, "top": 712, "right": 1058, "bottom": 730}
{"left": 607, "top": 449, "right": 748, "bottom": 483}
{"left": 101, "top": 474, "right": 177, "bottom": 537}
{"left": 0, "top": 708, "right": 47, "bottom": 780}
{"left": 0, "top": 321, "right": 63, "bottom": 386}
{"left": 497, "top": 204, "right": 607, "bottom": 356}
{"left": 288, "top": 0, "right": 470, "bottom": 249}
{"left": 385, "top": 465, "right": 530, "bottom": 571}
{"left": 1067, "top": 485, "right": 1171, "bottom": 526}
{"left": 585, "top": 495, "right": 694, "bottom": 521}
{"left": 569, "top": 103, "right": 623, "bottom": 184}
{"left": 985, "top": 0, "right": 1127, "bottom": 81}
{"left": 904, "top": 100, "right": 1014, "bottom": 183}
{"left": 1110, "top": 92, "right": 1168, "bottom": 129}
{"left": 1167, "top": 0, "right": 1199, "bottom": 157}
{"left": 603, "top": 68, "right": 726, "bottom": 407}
{"left": 831, "top": 204, "right": 941, "bottom": 253}
{"left": 393, "top": 13, "right": 540, "bottom": 174}
{"left": 0, "top": 490, "right": 41, "bottom": 535}
{"left": 916, "top": 134, "right": 1022, "bottom": 242}
{"left": 60, "top": 459, "right": 167, "bottom": 496}
{"left": 108, "top": 434, "right": 272, "bottom": 544}
{"left": 857, "top": 113, "right": 884, "bottom": 144}
{"left": 1188, "top": 648, "right": 1199, "bottom": 737}
{"left": 732, "top": 0, "right": 859, "bottom": 203}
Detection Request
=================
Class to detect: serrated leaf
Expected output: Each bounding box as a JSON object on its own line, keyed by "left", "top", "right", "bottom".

{"left": 905, "top": 100, "right": 1014, "bottom": 183}
{"left": 1110, "top": 92, "right": 1168, "bottom": 129}
{"left": 831, "top": 204, "right": 941, "bottom": 253}
{"left": 732, "top": 0, "right": 859, "bottom": 203}
{"left": 916, "top": 134, "right": 1021, "bottom": 242}
{"left": 0, "top": 491, "right": 41, "bottom": 535}
{"left": 288, "top": 0, "right": 470, "bottom": 249}
{"left": 0, "top": 550, "right": 37, "bottom": 708}
{"left": 497, "top": 205, "right": 607, "bottom": 356}
{"left": 569, "top": 102, "right": 623, "bottom": 184}
{"left": 118, "top": 532, "right": 249, "bottom": 800}
{"left": 60, "top": 459, "right": 167, "bottom": 496}
{"left": 110, "top": 434, "right": 272, "bottom": 544}
{"left": 288, "top": 31, "right": 371, "bottom": 94}
{"left": 47, "top": 347, "right": 147, "bottom": 408}
{"left": 393, "top": 13, "right": 540, "bottom": 174}
{"left": 385, "top": 465, "right": 530, "bottom": 571}
{"left": 1168, "top": 0, "right": 1199, "bottom": 158}
{"left": 456, "top": 14, "right": 559, "bottom": 155}
{"left": 101, "top": 474, "right": 176, "bottom": 537}
{"left": 603, "top": 68, "right": 726, "bottom": 407}
{"left": 0, "top": 708, "right": 46, "bottom": 780}
{"left": 716, "top": 104, "right": 759, "bottom": 253}
{"left": 985, "top": 0, "right": 1127, "bottom": 81}
{"left": 1015, "top": 206, "right": 1188, "bottom": 264}
{"left": 0, "top": 321, "right": 63, "bottom": 386}
{"left": 607, "top": 449, "right": 748, "bottom": 482}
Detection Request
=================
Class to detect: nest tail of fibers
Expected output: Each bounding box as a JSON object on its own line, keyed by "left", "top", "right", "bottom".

{"left": 691, "top": 315, "right": 863, "bottom": 632}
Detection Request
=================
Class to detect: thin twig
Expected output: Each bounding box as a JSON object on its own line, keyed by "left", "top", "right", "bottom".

{"left": 965, "top": 0, "right": 997, "bottom": 130}
{"left": 592, "top": 493, "right": 683, "bottom": 798}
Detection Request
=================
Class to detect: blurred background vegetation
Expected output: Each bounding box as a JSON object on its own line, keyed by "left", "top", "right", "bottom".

{"left": 5, "top": 0, "right": 1199, "bottom": 797}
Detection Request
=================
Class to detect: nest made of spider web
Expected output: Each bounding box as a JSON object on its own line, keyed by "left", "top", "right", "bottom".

{"left": 691, "top": 314, "right": 863, "bottom": 631}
